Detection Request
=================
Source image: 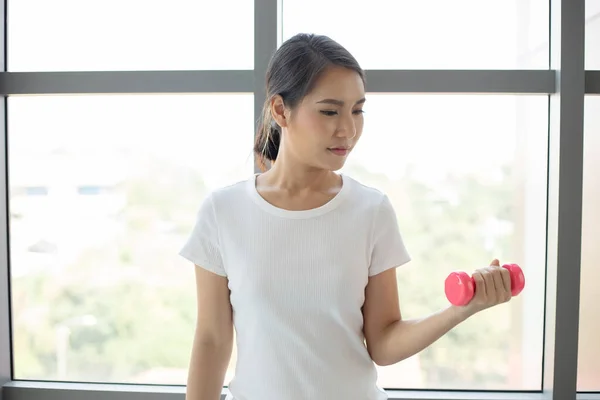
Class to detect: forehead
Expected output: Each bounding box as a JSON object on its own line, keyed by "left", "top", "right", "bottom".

{"left": 306, "top": 66, "right": 365, "bottom": 101}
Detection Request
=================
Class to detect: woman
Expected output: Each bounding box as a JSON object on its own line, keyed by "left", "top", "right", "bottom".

{"left": 179, "top": 33, "right": 513, "bottom": 400}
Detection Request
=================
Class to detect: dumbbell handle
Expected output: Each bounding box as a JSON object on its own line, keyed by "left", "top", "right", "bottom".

{"left": 444, "top": 263, "right": 525, "bottom": 306}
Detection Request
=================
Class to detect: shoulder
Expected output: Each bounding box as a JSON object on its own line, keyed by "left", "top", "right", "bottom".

{"left": 343, "top": 174, "right": 392, "bottom": 210}
{"left": 192, "top": 175, "right": 254, "bottom": 220}
{"left": 203, "top": 175, "right": 253, "bottom": 205}
{"left": 341, "top": 174, "right": 401, "bottom": 230}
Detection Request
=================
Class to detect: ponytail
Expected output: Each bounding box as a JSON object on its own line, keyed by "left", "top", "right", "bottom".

{"left": 253, "top": 98, "right": 281, "bottom": 171}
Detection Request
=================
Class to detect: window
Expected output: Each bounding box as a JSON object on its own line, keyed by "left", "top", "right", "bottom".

{"left": 7, "top": 0, "right": 254, "bottom": 71}
{"left": 586, "top": 0, "right": 600, "bottom": 69}
{"left": 8, "top": 92, "right": 549, "bottom": 390}
{"left": 580, "top": 0, "right": 600, "bottom": 389}
{"left": 8, "top": 94, "right": 549, "bottom": 390}
{"left": 579, "top": 95, "right": 600, "bottom": 391}
{"left": 8, "top": 94, "right": 253, "bottom": 383}
{"left": 282, "top": 0, "right": 549, "bottom": 69}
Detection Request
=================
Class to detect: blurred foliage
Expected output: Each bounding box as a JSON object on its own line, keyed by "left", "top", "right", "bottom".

{"left": 11, "top": 156, "right": 519, "bottom": 389}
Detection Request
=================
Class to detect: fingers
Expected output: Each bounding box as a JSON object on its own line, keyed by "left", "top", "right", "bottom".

{"left": 472, "top": 271, "right": 486, "bottom": 301}
{"left": 480, "top": 268, "right": 495, "bottom": 302}
{"left": 471, "top": 269, "right": 493, "bottom": 306}
{"left": 499, "top": 267, "right": 512, "bottom": 295}
{"left": 489, "top": 259, "right": 509, "bottom": 299}
{"left": 491, "top": 267, "right": 505, "bottom": 297}
{"left": 470, "top": 260, "right": 512, "bottom": 309}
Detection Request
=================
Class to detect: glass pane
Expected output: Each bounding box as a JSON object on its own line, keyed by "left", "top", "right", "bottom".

{"left": 7, "top": 0, "right": 253, "bottom": 71}
{"left": 282, "top": 0, "right": 549, "bottom": 69}
{"left": 587, "top": 0, "right": 600, "bottom": 69}
{"left": 340, "top": 94, "right": 548, "bottom": 390}
{"left": 9, "top": 94, "right": 254, "bottom": 383}
{"left": 579, "top": 95, "right": 600, "bottom": 391}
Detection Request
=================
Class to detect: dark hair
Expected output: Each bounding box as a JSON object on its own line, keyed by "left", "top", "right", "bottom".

{"left": 253, "top": 33, "right": 366, "bottom": 171}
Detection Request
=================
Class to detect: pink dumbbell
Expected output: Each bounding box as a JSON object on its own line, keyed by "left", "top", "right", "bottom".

{"left": 444, "top": 263, "right": 525, "bottom": 306}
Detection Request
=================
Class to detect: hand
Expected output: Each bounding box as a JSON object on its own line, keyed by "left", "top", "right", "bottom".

{"left": 458, "top": 259, "right": 513, "bottom": 318}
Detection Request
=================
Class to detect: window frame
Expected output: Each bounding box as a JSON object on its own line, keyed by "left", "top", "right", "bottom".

{"left": 1, "top": 0, "right": 598, "bottom": 399}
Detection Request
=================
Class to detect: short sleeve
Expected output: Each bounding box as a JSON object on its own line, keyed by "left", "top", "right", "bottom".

{"left": 179, "top": 193, "right": 227, "bottom": 277}
{"left": 369, "top": 195, "right": 411, "bottom": 277}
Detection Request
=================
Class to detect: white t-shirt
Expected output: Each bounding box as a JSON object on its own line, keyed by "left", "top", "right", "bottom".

{"left": 179, "top": 173, "right": 411, "bottom": 400}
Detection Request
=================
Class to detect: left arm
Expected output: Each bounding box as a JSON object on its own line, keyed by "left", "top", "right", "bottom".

{"left": 363, "top": 259, "right": 512, "bottom": 366}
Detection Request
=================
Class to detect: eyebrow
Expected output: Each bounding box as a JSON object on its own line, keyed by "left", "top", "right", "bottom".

{"left": 316, "top": 98, "right": 366, "bottom": 106}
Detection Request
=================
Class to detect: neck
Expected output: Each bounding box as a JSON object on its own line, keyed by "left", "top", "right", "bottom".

{"left": 260, "top": 158, "right": 340, "bottom": 194}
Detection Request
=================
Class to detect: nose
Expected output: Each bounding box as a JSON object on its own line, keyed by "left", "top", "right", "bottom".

{"left": 336, "top": 113, "right": 357, "bottom": 138}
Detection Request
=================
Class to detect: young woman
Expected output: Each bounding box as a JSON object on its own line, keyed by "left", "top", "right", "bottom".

{"left": 180, "top": 33, "right": 513, "bottom": 400}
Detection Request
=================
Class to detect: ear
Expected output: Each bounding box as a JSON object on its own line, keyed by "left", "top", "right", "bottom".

{"left": 270, "top": 95, "right": 290, "bottom": 128}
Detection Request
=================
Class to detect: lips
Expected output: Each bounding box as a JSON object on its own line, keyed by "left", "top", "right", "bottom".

{"left": 328, "top": 147, "right": 349, "bottom": 156}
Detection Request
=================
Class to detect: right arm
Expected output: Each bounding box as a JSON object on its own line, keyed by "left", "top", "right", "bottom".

{"left": 186, "top": 265, "right": 233, "bottom": 400}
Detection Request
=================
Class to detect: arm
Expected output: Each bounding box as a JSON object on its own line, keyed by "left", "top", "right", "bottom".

{"left": 363, "top": 259, "right": 512, "bottom": 366}
{"left": 186, "top": 265, "right": 233, "bottom": 400}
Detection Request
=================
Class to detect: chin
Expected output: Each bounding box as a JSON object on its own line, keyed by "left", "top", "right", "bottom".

{"left": 310, "top": 151, "right": 349, "bottom": 171}
{"left": 323, "top": 159, "right": 347, "bottom": 172}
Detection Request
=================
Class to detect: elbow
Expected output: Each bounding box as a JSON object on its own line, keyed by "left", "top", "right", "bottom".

{"left": 372, "top": 357, "right": 394, "bottom": 367}
{"left": 366, "top": 320, "right": 404, "bottom": 366}
{"left": 371, "top": 348, "right": 410, "bottom": 366}
{"left": 370, "top": 352, "right": 397, "bottom": 367}
{"left": 367, "top": 343, "right": 398, "bottom": 366}
{"left": 194, "top": 328, "right": 233, "bottom": 350}
{"left": 193, "top": 322, "right": 233, "bottom": 351}
{"left": 366, "top": 322, "right": 409, "bottom": 366}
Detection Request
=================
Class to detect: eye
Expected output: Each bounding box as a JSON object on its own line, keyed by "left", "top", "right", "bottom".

{"left": 320, "top": 110, "right": 338, "bottom": 116}
{"left": 320, "top": 110, "right": 365, "bottom": 116}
